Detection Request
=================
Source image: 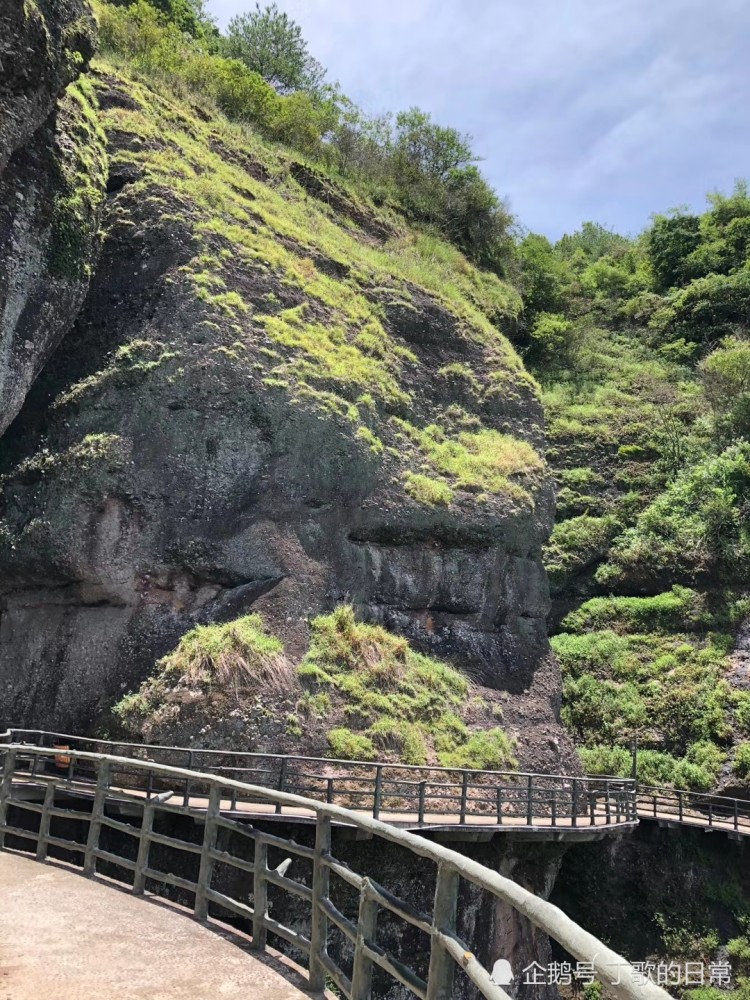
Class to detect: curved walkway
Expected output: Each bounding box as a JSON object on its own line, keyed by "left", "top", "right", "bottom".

{"left": 0, "top": 853, "right": 310, "bottom": 1000}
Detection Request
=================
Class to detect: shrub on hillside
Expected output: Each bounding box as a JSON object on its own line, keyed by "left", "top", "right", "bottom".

{"left": 580, "top": 743, "right": 723, "bottom": 791}
{"left": 651, "top": 270, "right": 750, "bottom": 345}
{"left": 734, "top": 743, "right": 750, "bottom": 779}
{"left": 597, "top": 444, "right": 750, "bottom": 586}
{"left": 300, "top": 605, "right": 516, "bottom": 767}
{"left": 98, "top": 1, "right": 337, "bottom": 156}
{"left": 700, "top": 336, "right": 750, "bottom": 444}
{"left": 560, "top": 586, "right": 704, "bottom": 634}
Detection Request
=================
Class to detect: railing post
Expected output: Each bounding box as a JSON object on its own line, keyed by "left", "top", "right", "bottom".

{"left": 653, "top": 793, "right": 657, "bottom": 818}
{"left": 373, "top": 766, "right": 383, "bottom": 820}
{"left": 426, "top": 862, "right": 459, "bottom": 1000}
{"left": 83, "top": 760, "right": 111, "bottom": 876}
{"left": 251, "top": 835, "right": 268, "bottom": 951}
{"left": 276, "top": 758, "right": 288, "bottom": 815}
{"left": 551, "top": 792, "right": 557, "bottom": 827}
{"left": 418, "top": 781, "right": 427, "bottom": 826}
{"left": 195, "top": 784, "right": 221, "bottom": 921}
{"left": 678, "top": 790, "right": 684, "bottom": 823}
{"left": 460, "top": 772, "right": 469, "bottom": 824}
{"left": 309, "top": 814, "right": 331, "bottom": 991}
{"left": 708, "top": 801, "right": 713, "bottom": 827}
{"left": 133, "top": 802, "right": 155, "bottom": 895}
{"left": 571, "top": 779, "right": 578, "bottom": 827}
{"left": 735, "top": 799, "right": 739, "bottom": 831}
{"left": 351, "top": 879, "right": 379, "bottom": 1000}
{"left": 326, "top": 777, "right": 334, "bottom": 804}
{"left": 36, "top": 782, "right": 55, "bottom": 862}
{"left": 605, "top": 785, "right": 611, "bottom": 825}
{"left": 496, "top": 786, "right": 503, "bottom": 824}
{"left": 183, "top": 751, "right": 194, "bottom": 808}
{"left": 527, "top": 775, "right": 533, "bottom": 826}
{"left": 589, "top": 792, "right": 596, "bottom": 826}
{"left": 0, "top": 748, "right": 17, "bottom": 849}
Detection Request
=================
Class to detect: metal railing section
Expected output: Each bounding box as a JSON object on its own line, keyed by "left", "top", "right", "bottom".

{"left": 1, "top": 728, "right": 637, "bottom": 829}
{"left": 637, "top": 784, "right": 750, "bottom": 834}
{"left": 0, "top": 743, "right": 670, "bottom": 1000}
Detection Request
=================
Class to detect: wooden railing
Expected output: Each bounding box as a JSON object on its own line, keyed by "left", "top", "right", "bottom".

{"left": 637, "top": 784, "right": 750, "bottom": 834}
{"left": 1, "top": 728, "right": 637, "bottom": 830}
{"left": 0, "top": 743, "right": 671, "bottom": 1000}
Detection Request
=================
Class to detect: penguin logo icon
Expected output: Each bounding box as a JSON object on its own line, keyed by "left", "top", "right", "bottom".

{"left": 491, "top": 958, "right": 514, "bottom": 986}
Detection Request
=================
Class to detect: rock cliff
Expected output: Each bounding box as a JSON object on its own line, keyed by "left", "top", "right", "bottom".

{"left": 0, "top": 0, "right": 104, "bottom": 436}
{"left": 0, "top": 10, "right": 575, "bottom": 774}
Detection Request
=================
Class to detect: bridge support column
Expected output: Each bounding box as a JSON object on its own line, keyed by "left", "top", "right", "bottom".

{"left": 351, "top": 879, "right": 378, "bottom": 1000}
{"left": 195, "top": 785, "right": 221, "bottom": 921}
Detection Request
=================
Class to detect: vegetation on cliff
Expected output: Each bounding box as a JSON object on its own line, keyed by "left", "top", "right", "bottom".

{"left": 94, "top": 0, "right": 515, "bottom": 273}
{"left": 115, "top": 605, "right": 517, "bottom": 769}
{"left": 524, "top": 195, "right": 750, "bottom": 789}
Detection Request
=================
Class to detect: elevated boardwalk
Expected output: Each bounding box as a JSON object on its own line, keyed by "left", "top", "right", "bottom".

{"left": 3, "top": 728, "right": 639, "bottom": 842}
{"left": 7, "top": 728, "right": 750, "bottom": 841}
{"left": 5, "top": 729, "right": 750, "bottom": 841}
{"left": 0, "top": 852, "right": 308, "bottom": 1000}
{"left": 0, "top": 741, "right": 672, "bottom": 1000}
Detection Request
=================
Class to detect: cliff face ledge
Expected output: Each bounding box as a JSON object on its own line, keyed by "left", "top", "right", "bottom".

{"left": 0, "top": 57, "right": 574, "bottom": 772}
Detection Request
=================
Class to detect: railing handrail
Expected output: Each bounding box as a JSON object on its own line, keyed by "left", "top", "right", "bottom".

{"left": 0, "top": 727, "right": 640, "bottom": 830}
{"left": 13, "top": 728, "right": 750, "bottom": 834}
{"left": 636, "top": 784, "right": 750, "bottom": 808}
{"left": 1, "top": 727, "right": 629, "bottom": 785}
{"left": 0, "top": 742, "right": 671, "bottom": 1000}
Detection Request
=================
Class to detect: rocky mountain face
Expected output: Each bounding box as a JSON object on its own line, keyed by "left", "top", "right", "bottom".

{"left": 0, "top": 0, "right": 104, "bottom": 437}
{"left": 0, "top": 3, "right": 576, "bottom": 774}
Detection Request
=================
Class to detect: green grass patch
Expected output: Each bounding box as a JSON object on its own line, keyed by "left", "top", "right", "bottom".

{"left": 114, "top": 614, "right": 292, "bottom": 727}
{"left": 301, "top": 605, "right": 514, "bottom": 766}
{"left": 404, "top": 472, "right": 454, "bottom": 506}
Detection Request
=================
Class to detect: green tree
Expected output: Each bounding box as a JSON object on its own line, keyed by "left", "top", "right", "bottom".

{"left": 392, "top": 108, "right": 474, "bottom": 184}
{"left": 107, "top": 0, "right": 216, "bottom": 39}
{"left": 530, "top": 312, "right": 575, "bottom": 360}
{"left": 330, "top": 98, "right": 392, "bottom": 182}
{"left": 557, "top": 220, "right": 629, "bottom": 263}
{"left": 517, "top": 233, "right": 570, "bottom": 322}
{"left": 647, "top": 210, "right": 702, "bottom": 291}
{"left": 442, "top": 165, "right": 514, "bottom": 270}
{"left": 651, "top": 269, "right": 750, "bottom": 345}
{"left": 700, "top": 337, "right": 750, "bottom": 443}
{"left": 224, "top": 3, "right": 325, "bottom": 94}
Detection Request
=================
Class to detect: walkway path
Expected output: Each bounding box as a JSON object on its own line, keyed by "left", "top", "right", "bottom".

{"left": 0, "top": 853, "right": 310, "bottom": 1000}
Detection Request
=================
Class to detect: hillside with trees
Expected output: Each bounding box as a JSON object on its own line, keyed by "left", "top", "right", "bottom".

{"left": 521, "top": 198, "right": 750, "bottom": 792}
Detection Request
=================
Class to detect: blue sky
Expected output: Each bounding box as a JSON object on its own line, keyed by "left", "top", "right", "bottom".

{"left": 206, "top": 0, "right": 749, "bottom": 240}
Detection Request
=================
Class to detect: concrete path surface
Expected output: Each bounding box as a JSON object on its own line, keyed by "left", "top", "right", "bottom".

{"left": 0, "top": 853, "right": 310, "bottom": 1000}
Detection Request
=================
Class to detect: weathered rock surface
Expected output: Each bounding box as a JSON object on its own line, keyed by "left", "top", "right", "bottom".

{"left": 0, "top": 0, "right": 95, "bottom": 170}
{"left": 0, "top": 0, "right": 104, "bottom": 435}
{"left": 0, "top": 64, "right": 575, "bottom": 774}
